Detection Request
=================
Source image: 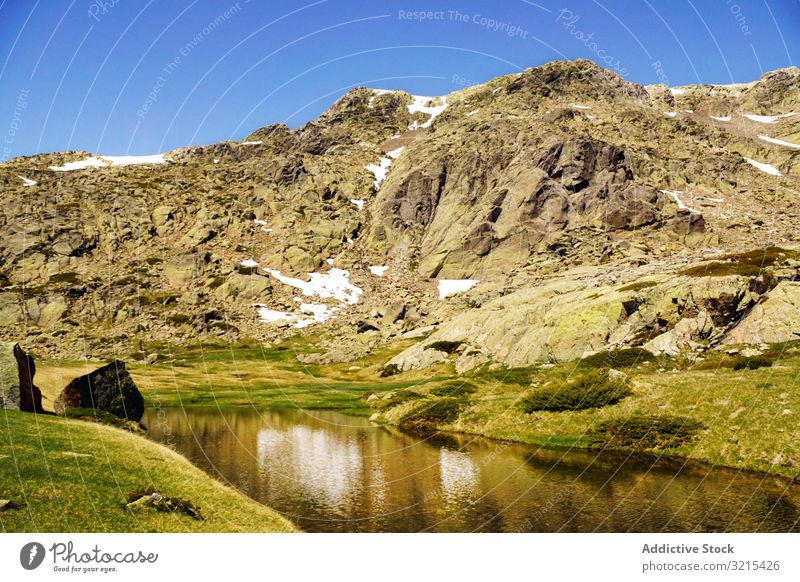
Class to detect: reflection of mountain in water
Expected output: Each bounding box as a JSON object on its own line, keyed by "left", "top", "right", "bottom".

{"left": 143, "top": 407, "right": 800, "bottom": 533}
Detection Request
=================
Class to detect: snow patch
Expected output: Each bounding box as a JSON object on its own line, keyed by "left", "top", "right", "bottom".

{"left": 240, "top": 141, "right": 262, "bottom": 145}
{"left": 660, "top": 190, "right": 700, "bottom": 214}
{"left": 586, "top": 114, "right": 597, "bottom": 120}
{"left": 240, "top": 259, "right": 259, "bottom": 268}
{"left": 407, "top": 95, "right": 448, "bottom": 130}
{"left": 670, "top": 88, "right": 686, "bottom": 96}
{"left": 254, "top": 306, "right": 297, "bottom": 324}
{"left": 49, "top": 157, "right": 111, "bottom": 171}
{"left": 19, "top": 176, "right": 37, "bottom": 186}
{"left": 744, "top": 158, "right": 782, "bottom": 176}
{"left": 253, "top": 219, "right": 268, "bottom": 225}
{"left": 365, "top": 156, "right": 392, "bottom": 189}
{"left": 386, "top": 146, "right": 405, "bottom": 159}
{"left": 758, "top": 135, "right": 800, "bottom": 150}
{"left": 264, "top": 268, "right": 362, "bottom": 305}
{"left": 350, "top": 199, "right": 366, "bottom": 211}
{"left": 710, "top": 115, "right": 731, "bottom": 122}
{"left": 570, "top": 104, "right": 592, "bottom": 110}
{"left": 743, "top": 113, "right": 797, "bottom": 124}
{"left": 466, "top": 109, "right": 479, "bottom": 117}
{"left": 437, "top": 279, "right": 479, "bottom": 300}
{"left": 49, "top": 154, "right": 170, "bottom": 171}
{"left": 664, "top": 112, "right": 678, "bottom": 118}
{"left": 368, "top": 266, "right": 389, "bottom": 277}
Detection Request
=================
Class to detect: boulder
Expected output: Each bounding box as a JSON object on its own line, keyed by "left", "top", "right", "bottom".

{"left": 722, "top": 281, "right": 800, "bottom": 345}
{"left": 0, "top": 342, "right": 44, "bottom": 413}
{"left": 54, "top": 360, "right": 144, "bottom": 421}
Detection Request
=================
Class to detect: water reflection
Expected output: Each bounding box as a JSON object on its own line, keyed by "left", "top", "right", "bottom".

{"left": 143, "top": 407, "right": 800, "bottom": 533}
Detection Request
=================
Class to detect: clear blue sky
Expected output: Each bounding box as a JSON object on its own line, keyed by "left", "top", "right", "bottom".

{"left": 1, "top": 0, "right": 798, "bottom": 158}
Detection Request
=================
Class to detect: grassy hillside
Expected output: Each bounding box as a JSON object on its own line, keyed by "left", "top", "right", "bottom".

{"left": 0, "top": 410, "right": 297, "bottom": 532}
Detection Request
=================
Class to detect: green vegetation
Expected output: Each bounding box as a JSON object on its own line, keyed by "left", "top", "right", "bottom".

{"left": 681, "top": 247, "right": 797, "bottom": 277}
{"left": 577, "top": 348, "right": 656, "bottom": 369}
{"left": 731, "top": 355, "right": 773, "bottom": 370}
{"left": 520, "top": 370, "right": 632, "bottom": 412}
{"left": 617, "top": 280, "right": 659, "bottom": 292}
{"left": 586, "top": 415, "right": 705, "bottom": 450}
{"left": 0, "top": 410, "right": 297, "bottom": 532}
{"left": 62, "top": 407, "right": 145, "bottom": 434}
{"left": 430, "top": 381, "right": 478, "bottom": 397}
{"left": 400, "top": 397, "right": 469, "bottom": 430}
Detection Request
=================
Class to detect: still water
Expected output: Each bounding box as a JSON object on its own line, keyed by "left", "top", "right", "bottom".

{"left": 142, "top": 407, "right": 800, "bottom": 532}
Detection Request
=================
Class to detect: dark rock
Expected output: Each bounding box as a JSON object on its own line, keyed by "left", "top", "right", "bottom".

{"left": 0, "top": 342, "right": 44, "bottom": 413}
{"left": 54, "top": 360, "right": 144, "bottom": 421}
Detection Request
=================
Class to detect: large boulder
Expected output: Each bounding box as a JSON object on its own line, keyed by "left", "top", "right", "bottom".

{"left": 722, "top": 281, "right": 800, "bottom": 345}
{"left": 0, "top": 342, "right": 44, "bottom": 413}
{"left": 54, "top": 360, "right": 144, "bottom": 421}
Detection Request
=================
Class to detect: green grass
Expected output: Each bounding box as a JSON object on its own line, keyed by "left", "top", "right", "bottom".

{"left": 0, "top": 410, "right": 297, "bottom": 532}
{"left": 577, "top": 348, "right": 656, "bottom": 370}
{"left": 36, "top": 337, "right": 445, "bottom": 417}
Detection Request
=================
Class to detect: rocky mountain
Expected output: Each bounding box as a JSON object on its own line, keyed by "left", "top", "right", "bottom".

{"left": 1, "top": 59, "right": 799, "bottom": 370}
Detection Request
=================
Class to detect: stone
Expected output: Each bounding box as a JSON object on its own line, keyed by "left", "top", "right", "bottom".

{"left": 0, "top": 342, "right": 44, "bottom": 413}
{"left": 608, "top": 368, "right": 629, "bottom": 382}
{"left": 54, "top": 360, "right": 144, "bottom": 421}
{"left": 722, "top": 282, "right": 800, "bottom": 345}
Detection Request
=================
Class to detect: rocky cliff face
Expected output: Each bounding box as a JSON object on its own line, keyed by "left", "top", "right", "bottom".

{"left": 1, "top": 59, "right": 799, "bottom": 367}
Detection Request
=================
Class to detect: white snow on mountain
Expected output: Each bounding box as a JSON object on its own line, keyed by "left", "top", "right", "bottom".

{"left": 49, "top": 154, "right": 170, "bottom": 171}
{"left": 19, "top": 176, "right": 37, "bottom": 186}
{"left": 408, "top": 95, "right": 448, "bottom": 130}
{"left": 365, "top": 156, "right": 393, "bottom": 189}
{"left": 437, "top": 279, "right": 479, "bottom": 300}
{"left": 368, "top": 266, "right": 389, "bottom": 276}
{"left": 660, "top": 190, "right": 699, "bottom": 214}
{"left": 758, "top": 135, "right": 800, "bottom": 150}
{"left": 745, "top": 158, "right": 782, "bottom": 176}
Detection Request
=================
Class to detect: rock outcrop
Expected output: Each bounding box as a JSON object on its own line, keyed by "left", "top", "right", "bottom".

{"left": 54, "top": 360, "right": 144, "bottom": 421}
{"left": 0, "top": 342, "right": 44, "bottom": 413}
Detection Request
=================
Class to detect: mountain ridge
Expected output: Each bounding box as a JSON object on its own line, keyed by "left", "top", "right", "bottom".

{"left": 1, "top": 58, "right": 799, "bottom": 370}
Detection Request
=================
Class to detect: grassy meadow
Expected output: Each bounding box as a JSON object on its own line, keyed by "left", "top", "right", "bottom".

{"left": 0, "top": 410, "right": 297, "bottom": 532}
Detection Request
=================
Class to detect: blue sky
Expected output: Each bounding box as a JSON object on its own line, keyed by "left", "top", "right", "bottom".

{"left": 1, "top": 0, "right": 798, "bottom": 158}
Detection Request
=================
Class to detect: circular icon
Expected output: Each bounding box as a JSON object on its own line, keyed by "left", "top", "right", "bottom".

{"left": 20, "top": 542, "right": 46, "bottom": 570}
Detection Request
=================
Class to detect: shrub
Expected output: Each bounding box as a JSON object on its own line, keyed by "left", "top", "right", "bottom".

{"left": 423, "top": 340, "right": 464, "bottom": 354}
{"left": 586, "top": 415, "right": 704, "bottom": 450}
{"left": 379, "top": 363, "right": 401, "bottom": 378}
{"left": 731, "top": 355, "right": 773, "bottom": 370}
{"left": 400, "top": 397, "right": 467, "bottom": 429}
{"left": 520, "top": 370, "right": 632, "bottom": 413}
{"left": 578, "top": 348, "right": 656, "bottom": 369}
{"left": 383, "top": 389, "right": 424, "bottom": 408}
{"left": 430, "top": 381, "right": 478, "bottom": 398}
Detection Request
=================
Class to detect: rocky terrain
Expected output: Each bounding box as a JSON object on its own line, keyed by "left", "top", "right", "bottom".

{"left": 1, "top": 59, "right": 800, "bottom": 371}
